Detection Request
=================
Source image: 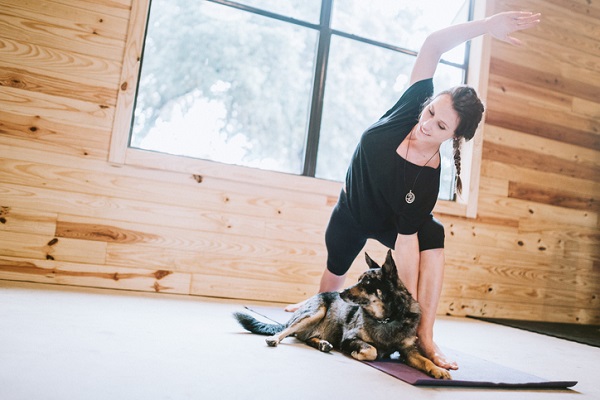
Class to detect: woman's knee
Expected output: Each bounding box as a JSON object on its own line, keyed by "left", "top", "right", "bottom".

{"left": 324, "top": 205, "right": 366, "bottom": 276}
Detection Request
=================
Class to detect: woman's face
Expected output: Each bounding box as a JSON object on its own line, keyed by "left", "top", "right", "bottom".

{"left": 415, "top": 94, "right": 459, "bottom": 144}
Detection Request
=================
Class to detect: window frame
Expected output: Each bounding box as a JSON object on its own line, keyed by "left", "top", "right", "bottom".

{"left": 109, "top": 0, "right": 491, "bottom": 218}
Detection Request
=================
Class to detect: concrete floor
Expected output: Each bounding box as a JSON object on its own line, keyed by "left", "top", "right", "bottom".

{"left": 0, "top": 280, "right": 598, "bottom": 400}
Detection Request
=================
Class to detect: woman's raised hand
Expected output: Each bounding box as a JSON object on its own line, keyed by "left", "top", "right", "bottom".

{"left": 485, "top": 11, "right": 541, "bottom": 46}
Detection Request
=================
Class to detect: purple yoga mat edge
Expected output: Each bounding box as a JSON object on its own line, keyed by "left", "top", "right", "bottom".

{"left": 362, "top": 360, "right": 578, "bottom": 389}
{"left": 412, "top": 379, "right": 579, "bottom": 389}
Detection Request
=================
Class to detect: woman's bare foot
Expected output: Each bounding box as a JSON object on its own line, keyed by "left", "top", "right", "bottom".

{"left": 418, "top": 338, "right": 458, "bottom": 370}
{"left": 284, "top": 299, "right": 307, "bottom": 312}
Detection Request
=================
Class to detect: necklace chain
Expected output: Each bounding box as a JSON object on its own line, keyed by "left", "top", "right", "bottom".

{"left": 403, "top": 132, "right": 439, "bottom": 204}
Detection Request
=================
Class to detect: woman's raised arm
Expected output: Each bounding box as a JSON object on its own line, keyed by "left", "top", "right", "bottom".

{"left": 409, "top": 11, "right": 541, "bottom": 85}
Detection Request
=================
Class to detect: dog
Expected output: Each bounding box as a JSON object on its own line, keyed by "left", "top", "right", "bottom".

{"left": 233, "top": 250, "right": 451, "bottom": 379}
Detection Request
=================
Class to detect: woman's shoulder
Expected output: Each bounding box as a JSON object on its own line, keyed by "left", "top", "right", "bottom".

{"left": 407, "top": 78, "right": 434, "bottom": 94}
{"left": 399, "top": 78, "right": 434, "bottom": 105}
{"left": 380, "top": 78, "right": 434, "bottom": 120}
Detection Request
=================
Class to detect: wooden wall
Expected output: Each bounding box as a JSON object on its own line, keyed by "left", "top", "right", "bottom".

{"left": 0, "top": 0, "right": 598, "bottom": 324}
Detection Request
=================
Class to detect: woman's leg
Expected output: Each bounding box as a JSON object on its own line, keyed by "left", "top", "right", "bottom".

{"left": 412, "top": 216, "right": 457, "bottom": 370}
{"left": 415, "top": 248, "right": 457, "bottom": 370}
{"left": 319, "top": 269, "right": 348, "bottom": 292}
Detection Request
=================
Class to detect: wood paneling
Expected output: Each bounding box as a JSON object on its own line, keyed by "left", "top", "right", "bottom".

{"left": 0, "top": 256, "right": 190, "bottom": 294}
{"left": 0, "top": 0, "right": 598, "bottom": 325}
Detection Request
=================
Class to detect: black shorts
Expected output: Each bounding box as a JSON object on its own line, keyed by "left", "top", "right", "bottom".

{"left": 325, "top": 191, "right": 444, "bottom": 276}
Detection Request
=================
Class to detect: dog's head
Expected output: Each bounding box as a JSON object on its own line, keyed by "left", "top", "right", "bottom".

{"left": 340, "top": 250, "right": 418, "bottom": 321}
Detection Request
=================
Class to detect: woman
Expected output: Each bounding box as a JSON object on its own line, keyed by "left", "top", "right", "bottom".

{"left": 286, "top": 11, "right": 541, "bottom": 370}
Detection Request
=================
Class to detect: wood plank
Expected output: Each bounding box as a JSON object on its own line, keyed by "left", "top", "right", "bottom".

{"left": 564, "top": 238, "right": 600, "bottom": 266}
{"left": 445, "top": 249, "right": 599, "bottom": 296}
{"left": 0, "top": 7, "right": 125, "bottom": 62}
{"left": 518, "top": 218, "right": 600, "bottom": 249}
{"left": 0, "top": 36, "right": 122, "bottom": 85}
{"left": 0, "top": 205, "right": 56, "bottom": 236}
{"left": 488, "top": 73, "right": 574, "bottom": 113}
{"left": 57, "top": 220, "right": 162, "bottom": 244}
{"left": 474, "top": 214, "right": 519, "bottom": 229}
{"left": 264, "top": 218, "right": 325, "bottom": 244}
{"left": 509, "top": 181, "right": 598, "bottom": 212}
{"left": 541, "top": 0, "right": 600, "bottom": 20}
{"left": 484, "top": 125, "right": 600, "bottom": 170}
{"left": 446, "top": 244, "right": 599, "bottom": 293}
{"left": 0, "top": 111, "right": 110, "bottom": 159}
{"left": 482, "top": 141, "right": 598, "bottom": 181}
{"left": 443, "top": 214, "right": 565, "bottom": 256}
{"left": 438, "top": 297, "right": 600, "bottom": 325}
{"left": 0, "top": 0, "right": 128, "bottom": 40}
{"left": 481, "top": 159, "right": 599, "bottom": 199}
{"left": 0, "top": 63, "right": 118, "bottom": 105}
{"left": 476, "top": 189, "right": 597, "bottom": 229}
{"left": 107, "top": 243, "right": 325, "bottom": 284}
{"left": 572, "top": 96, "right": 600, "bottom": 118}
{"left": 441, "top": 275, "right": 596, "bottom": 310}
{"left": 190, "top": 273, "right": 316, "bottom": 304}
{"left": 489, "top": 69, "right": 600, "bottom": 117}
{"left": 490, "top": 57, "right": 600, "bottom": 104}
{"left": 0, "top": 256, "right": 190, "bottom": 294}
{"left": 485, "top": 109, "right": 599, "bottom": 151}
{"left": 485, "top": 94, "right": 600, "bottom": 150}
{"left": 0, "top": 231, "right": 106, "bottom": 264}
{"left": 49, "top": 0, "right": 132, "bottom": 20}
{"left": 478, "top": 176, "right": 509, "bottom": 198}
{"left": 0, "top": 86, "right": 114, "bottom": 130}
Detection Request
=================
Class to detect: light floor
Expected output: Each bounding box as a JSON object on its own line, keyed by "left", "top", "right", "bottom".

{"left": 0, "top": 280, "right": 598, "bottom": 400}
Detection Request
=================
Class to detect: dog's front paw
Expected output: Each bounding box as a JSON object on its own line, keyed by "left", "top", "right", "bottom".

{"left": 265, "top": 337, "right": 278, "bottom": 347}
{"left": 350, "top": 346, "right": 377, "bottom": 361}
{"left": 429, "top": 366, "right": 452, "bottom": 380}
{"left": 319, "top": 340, "right": 333, "bottom": 353}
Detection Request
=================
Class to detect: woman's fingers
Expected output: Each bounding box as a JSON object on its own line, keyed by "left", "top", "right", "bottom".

{"left": 513, "top": 12, "right": 541, "bottom": 30}
{"left": 489, "top": 11, "right": 541, "bottom": 45}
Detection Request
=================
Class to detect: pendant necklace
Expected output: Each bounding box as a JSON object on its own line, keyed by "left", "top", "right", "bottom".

{"left": 403, "top": 132, "right": 439, "bottom": 204}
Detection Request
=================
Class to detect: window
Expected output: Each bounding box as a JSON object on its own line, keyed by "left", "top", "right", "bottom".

{"left": 127, "top": 0, "right": 475, "bottom": 201}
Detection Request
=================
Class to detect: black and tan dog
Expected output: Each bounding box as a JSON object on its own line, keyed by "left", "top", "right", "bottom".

{"left": 233, "top": 250, "right": 451, "bottom": 379}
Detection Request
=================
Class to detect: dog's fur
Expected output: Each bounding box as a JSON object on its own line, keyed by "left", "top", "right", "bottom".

{"left": 233, "top": 250, "right": 451, "bottom": 379}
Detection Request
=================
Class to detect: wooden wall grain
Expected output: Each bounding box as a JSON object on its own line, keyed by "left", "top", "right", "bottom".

{"left": 0, "top": 0, "right": 598, "bottom": 324}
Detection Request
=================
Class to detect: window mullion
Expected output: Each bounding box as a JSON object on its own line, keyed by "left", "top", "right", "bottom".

{"left": 302, "top": 0, "right": 333, "bottom": 177}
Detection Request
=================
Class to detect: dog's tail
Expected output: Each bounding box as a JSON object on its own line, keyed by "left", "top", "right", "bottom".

{"left": 233, "top": 312, "right": 284, "bottom": 336}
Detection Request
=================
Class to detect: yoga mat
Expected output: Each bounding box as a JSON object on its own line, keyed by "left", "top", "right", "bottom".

{"left": 363, "top": 350, "right": 577, "bottom": 388}
{"left": 243, "top": 306, "right": 577, "bottom": 389}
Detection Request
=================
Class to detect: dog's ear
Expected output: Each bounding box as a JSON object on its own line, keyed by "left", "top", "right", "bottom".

{"left": 382, "top": 249, "right": 399, "bottom": 282}
{"left": 365, "top": 252, "right": 380, "bottom": 269}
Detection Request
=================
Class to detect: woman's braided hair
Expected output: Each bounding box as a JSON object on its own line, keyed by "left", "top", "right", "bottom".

{"left": 438, "top": 86, "right": 485, "bottom": 195}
